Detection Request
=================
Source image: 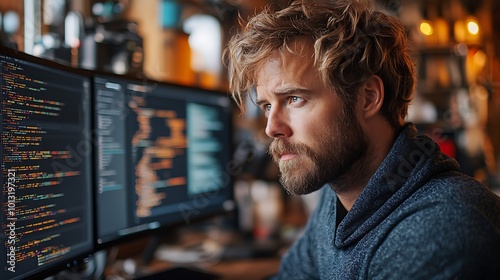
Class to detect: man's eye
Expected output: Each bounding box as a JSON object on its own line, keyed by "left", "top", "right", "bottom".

{"left": 264, "top": 104, "right": 271, "bottom": 111}
{"left": 289, "top": 96, "right": 303, "bottom": 104}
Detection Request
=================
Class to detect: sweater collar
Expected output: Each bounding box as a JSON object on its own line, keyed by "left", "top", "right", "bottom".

{"left": 334, "top": 123, "right": 459, "bottom": 248}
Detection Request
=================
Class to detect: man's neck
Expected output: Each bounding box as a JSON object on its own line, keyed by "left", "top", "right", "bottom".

{"left": 332, "top": 122, "right": 398, "bottom": 211}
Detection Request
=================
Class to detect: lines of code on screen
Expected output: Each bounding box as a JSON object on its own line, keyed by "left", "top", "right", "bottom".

{"left": 94, "top": 76, "right": 232, "bottom": 245}
{"left": 0, "top": 54, "right": 93, "bottom": 280}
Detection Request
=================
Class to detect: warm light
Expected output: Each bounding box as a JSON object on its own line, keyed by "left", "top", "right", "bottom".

{"left": 473, "top": 50, "right": 487, "bottom": 69}
{"left": 454, "top": 20, "right": 466, "bottom": 42}
{"left": 419, "top": 21, "right": 433, "bottom": 36}
{"left": 467, "top": 19, "right": 479, "bottom": 35}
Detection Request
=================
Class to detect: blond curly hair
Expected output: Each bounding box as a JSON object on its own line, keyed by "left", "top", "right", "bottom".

{"left": 224, "top": 0, "right": 416, "bottom": 127}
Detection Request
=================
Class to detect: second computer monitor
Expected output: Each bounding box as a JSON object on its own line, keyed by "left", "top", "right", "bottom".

{"left": 94, "top": 74, "right": 234, "bottom": 246}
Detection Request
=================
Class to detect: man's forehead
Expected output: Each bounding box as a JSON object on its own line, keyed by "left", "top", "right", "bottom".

{"left": 254, "top": 37, "right": 314, "bottom": 76}
{"left": 284, "top": 37, "right": 314, "bottom": 56}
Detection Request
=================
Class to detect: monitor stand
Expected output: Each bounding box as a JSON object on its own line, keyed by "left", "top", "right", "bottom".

{"left": 140, "top": 232, "right": 164, "bottom": 266}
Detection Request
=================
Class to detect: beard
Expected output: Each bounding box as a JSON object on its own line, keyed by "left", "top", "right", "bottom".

{"left": 268, "top": 106, "right": 368, "bottom": 195}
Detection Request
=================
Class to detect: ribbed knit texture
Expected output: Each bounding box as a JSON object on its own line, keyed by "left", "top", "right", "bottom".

{"left": 273, "top": 124, "right": 500, "bottom": 279}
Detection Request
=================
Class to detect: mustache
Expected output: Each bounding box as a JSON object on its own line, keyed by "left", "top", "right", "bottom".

{"left": 268, "top": 139, "right": 313, "bottom": 162}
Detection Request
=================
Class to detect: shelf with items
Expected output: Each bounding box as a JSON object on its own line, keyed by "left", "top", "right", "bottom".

{"left": 409, "top": 40, "right": 497, "bottom": 186}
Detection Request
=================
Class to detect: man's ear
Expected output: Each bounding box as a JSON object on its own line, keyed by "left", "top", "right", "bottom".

{"left": 359, "top": 75, "right": 384, "bottom": 119}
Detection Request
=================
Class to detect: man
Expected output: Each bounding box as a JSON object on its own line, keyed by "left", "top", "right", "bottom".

{"left": 224, "top": 0, "right": 500, "bottom": 279}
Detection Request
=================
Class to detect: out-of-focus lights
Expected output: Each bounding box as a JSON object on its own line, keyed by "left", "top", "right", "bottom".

{"left": 183, "top": 14, "right": 221, "bottom": 73}
{"left": 467, "top": 19, "right": 479, "bottom": 35}
{"left": 455, "top": 43, "right": 468, "bottom": 56}
{"left": 3, "top": 10, "right": 20, "bottom": 34}
{"left": 473, "top": 50, "right": 487, "bottom": 68}
{"left": 419, "top": 21, "right": 433, "bottom": 36}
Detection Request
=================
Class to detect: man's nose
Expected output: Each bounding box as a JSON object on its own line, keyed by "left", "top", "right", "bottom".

{"left": 265, "top": 107, "right": 291, "bottom": 139}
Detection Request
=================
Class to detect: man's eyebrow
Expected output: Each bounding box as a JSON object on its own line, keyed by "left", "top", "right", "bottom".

{"left": 255, "top": 87, "right": 311, "bottom": 106}
{"left": 255, "top": 98, "right": 266, "bottom": 107}
{"left": 275, "top": 86, "right": 311, "bottom": 95}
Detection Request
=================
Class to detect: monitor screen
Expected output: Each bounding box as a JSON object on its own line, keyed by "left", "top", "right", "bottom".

{"left": 0, "top": 48, "right": 94, "bottom": 279}
{"left": 93, "top": 73, "right": 234, "bottom": 247}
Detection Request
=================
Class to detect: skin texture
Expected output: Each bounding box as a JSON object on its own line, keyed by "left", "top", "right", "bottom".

{"left": 255, "top": 38, "right": 396, "bottom": 210}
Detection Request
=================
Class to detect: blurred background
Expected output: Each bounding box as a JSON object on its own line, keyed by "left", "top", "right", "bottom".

{"left": 1, "top": 0, "right": 500, "bottom": 262}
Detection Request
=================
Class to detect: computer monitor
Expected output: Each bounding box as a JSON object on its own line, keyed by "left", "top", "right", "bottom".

{"left": 0, "top": 47, "right": 94, "bottom": 279}
{"left": 93, "top": 73, "right": 234, "bottom": 248}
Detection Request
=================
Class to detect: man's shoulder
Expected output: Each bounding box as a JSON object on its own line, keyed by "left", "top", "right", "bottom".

{"left": 417, "top": 171, "right": 499, "bottom": 213}
{"left": 387, "top": 174, "right": 500, "bottom": 250}
{"left": 371, "top": 185, "right": 500, "bottom": 279}
{"left": 403, "top": 171, "right": 500, "bottom": 227}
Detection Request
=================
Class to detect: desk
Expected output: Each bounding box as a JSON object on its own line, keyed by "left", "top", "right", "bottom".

{"left": 142, "top": 257, "right": 280, "bottom": 280}
{"left": 210, "top": 258, "right": 280, "bottom": 280}
{"left": 104, "top": 231, "right": 283, "bottom": 280}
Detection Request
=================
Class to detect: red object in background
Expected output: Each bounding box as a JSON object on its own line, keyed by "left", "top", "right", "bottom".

{"left": 438, "top": 138, "right": 457, "bottom": 159}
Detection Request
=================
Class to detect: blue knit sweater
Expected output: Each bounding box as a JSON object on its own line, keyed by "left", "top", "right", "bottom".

{"left": 273, "top": 124, "right": 500, "bottom": 279}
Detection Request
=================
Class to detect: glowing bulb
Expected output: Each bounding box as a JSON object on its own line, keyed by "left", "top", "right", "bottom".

{"left": 419, "top": 21, "right": 433, "bottom": 36}
{"left": 467, "top": 19, "right": 479, "bottom": 35}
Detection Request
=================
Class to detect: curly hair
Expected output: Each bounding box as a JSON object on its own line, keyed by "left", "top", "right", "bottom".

{"left": 224, "top": 0, "right": 416, "bottom": 128}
